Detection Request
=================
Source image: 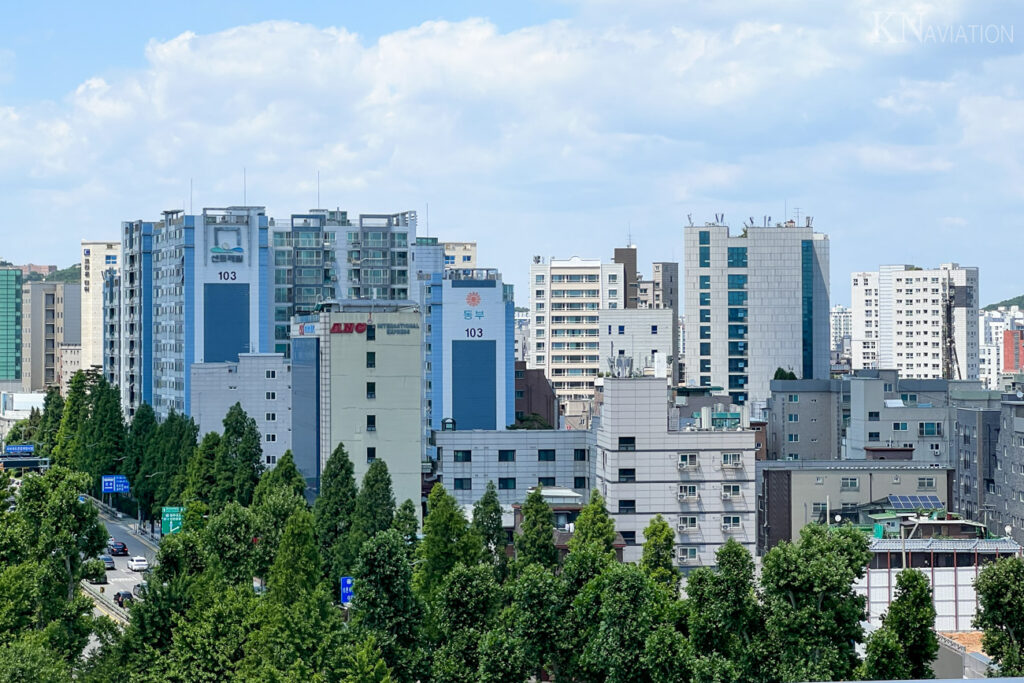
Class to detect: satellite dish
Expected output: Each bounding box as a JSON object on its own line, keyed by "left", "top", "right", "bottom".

{"left": 1017, "top": 390, "right": 1023, "bottom": 399}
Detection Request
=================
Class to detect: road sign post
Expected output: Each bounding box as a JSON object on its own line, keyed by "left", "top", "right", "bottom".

{"left": 3, "top": 444, "right": 35, "bottom": 454}
{"left": 161, "top": 506, "right": 184, "bottom": 535}
{"left": 340, "top": 576, "right": 354, "bottom": 605}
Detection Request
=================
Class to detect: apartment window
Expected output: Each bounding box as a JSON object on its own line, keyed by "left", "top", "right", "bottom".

{"left": 618, "top": 437, "right": 636, "bottom": 451}
{"left": 535, "top": 274, "right": 545, "bottom": 283}
{"left": 679, "top": 484, "right": 698, "bottom": 499}
{"left": 574, "top": 476, "right": 588, "bottom": 489}
{"left": 917, "top": 477, "right": 936, "bottom": 491}
{"left": 699, "top": 230, "right": 711, "bottom": 245}
{"left": 722, "top": 515, "right": 741, "bottom": 530}
{"left": 723, "top": 484, "right": 741, "bottom": 498}
{"left": 919, "top": 422, "right": 942, "bottom": 437}
{"left": 620, "top": 531, "right": 637, "bottom": 545}
{"left": 366, "top": 415, "right": 376, "bottom": 432}
{"left": 265, "top": 434, "right": 276, "bottom": 443}
{"left": 812, "top": 502, "right": 827, "bottom": 515}
{"left": 699, "top": 276, "right": 711, "bottom": 289}
{"left": 700, "top": 326, "right": 711, "bottom": 339}
{"left": 651, "top": 325, "right": 658, "bottom": 335}
{"left": 365, "top": 325, "right": 376, "bottom": 340}
{"left": 893, "top": 422, "right": 907, "bottom": 431}
{"left": 366, "top": 382, "right": 376, "bottom": 399}
{"left": 699, "top": 247, "right": 711, "bottom": 268}
{"left": 514, "top": 370, "right": 525, "bottom": 379}
{"left": 678, "top": 452, "right": 697, "bottom": 468}
{"left": 265, "top": 413, "right": 276, "bottom": 422}
{"left": 454, "top": 450, "right": 472, "bottom": 462}
{"left": 728, "top": 274, "right": 747, "bottom": 289}
{"left": 515, "top": 390, "right": 524, "bottom": 399}
{"left": 538, "top": 449, "right": 556, "bottom": 461}
{"left": 678, "top": 516, "right": 698, "bottom": 530}
{"left": 366, "top": 352, "right": 376, "bottom": 368}
{"left": 617, "top": 325, "right": 625, "bottom": 335}
{"left": 498, "top": 449, "right": 515, "bottom": 462}
{"left": 618, "top": 468, "right": 636, "bottom": 483}
{"left": 538, "top": 477, "right": 556, "bottom": 487}
{"left": 840, "top": 477, "right": 859, "bottom": 490}
{"left": 868, "top": 411, "right": 879, "bottom": 422}
{"left": 787, "top": 434, "right": 799, "bottom": 443}
{"left": 700, "top": 309, "right": 711, "bottom": 323}
{"left": 607, "top": 274, "right": 617, "bottom": 283}
{"left": 265, "top": 370, "right": 276, "bottom": 379}
{"left": 679, "top": 547, "right": 698, "bottom": 562}
{"left": 883, "top": 383, "right": 893, "bottom": 392}
{"left": 366, "top": 447, "right": 376, "bottom": 463}
{"left": 901, "top": 393, "right": 918, "bottom": 403}
{"left": 265, "top": 391, "right": 276, "bottom": 400}
{"left": 618, "top": 500, "right": 637, "bottom": 514}
{"left": 727, "top": 247, "right": 748, "bottom": 268}
{"left": 265, "top": 455, "right": 277, "bottom": 465}
{"left": 700, "top": 342, "right": 711, "bottom": 356}
{"left": 787, "top": 414, "right": 799, "bottom": 422}
{"left": 574, "top": 448, "right": 588, "bottom": 461}
{"left": 699, "top": 292, "right": 711, "bottom": 306}
{"left": 453, "top": 478, "right": 471, "bottom": 491}
{"left": 498, "top": 478, "right": 516, "bottom": 490}
{"left": 722, "top": 453, "right": 741, "bottom": 468}
{"left": 788, "top": 394, "right": 799, "bottom": 402}
{"left": 868, "top": 432, "right": 880, "bottom": 442}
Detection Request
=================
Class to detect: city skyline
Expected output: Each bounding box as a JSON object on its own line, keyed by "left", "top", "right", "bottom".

{"left": 1, "top": 2, "right": 1022, "bottom": 307}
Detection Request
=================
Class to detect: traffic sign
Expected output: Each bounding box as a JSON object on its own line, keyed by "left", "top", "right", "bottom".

{"left": 340, "top": 576, "right": 354, "bottom": 604}
{"left": 101, "top": 475, "right": 130, "bottom": 494}
{"left": 4, "top": 444, "right": 34, "bottom": 454}
{"left": 162, "top": 506, "right": 184, "bottom": 535}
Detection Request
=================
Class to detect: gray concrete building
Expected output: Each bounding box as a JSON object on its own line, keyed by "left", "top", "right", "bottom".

{"left": 190, "top": 353, "right": 293, "bottom": 469}
{"left": 953, "top": 406, "right": 1000, "bottom": 525}
{"left": 598, "top": 308, "right": 676, "bottom": 381}
{"left": 758, "top": 459, "right": 954, "bottom": 552}
{"left": 22, "top": 281, "right": 81, "bottom": 392}
{"left": 766, "top": 378, "right": 844, "bottom": 460}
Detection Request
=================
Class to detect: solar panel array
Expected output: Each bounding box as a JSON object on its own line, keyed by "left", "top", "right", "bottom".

{"left": 886, "top": 494, "right": 943, "bottom": 510}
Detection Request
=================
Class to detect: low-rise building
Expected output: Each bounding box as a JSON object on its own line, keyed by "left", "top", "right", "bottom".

{"left": 190, "top": 353, "right": 293, "bottom": 469}
{"left": 598, "top": 308, "right": 675, "bottom": 381}
{"left": 514, "top": 361, "right": 557, "bottom": 428}
{"left": 0, "top": 391, "right": 45, "bottom": 440}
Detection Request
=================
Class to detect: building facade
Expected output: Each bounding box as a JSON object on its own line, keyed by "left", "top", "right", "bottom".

{"left": 443, "top": 241, "right": 476, "bottom": 269}
{"left": 427, "top": 269, "right": 515, "bottom": 431}
{"left": 528, "top": 256, "right": 625, "bottom": 423}
{"left": 766, "top": 378, "right": 845, "bottom": 460}
{"left": 953, "top": 406, "right": 1001, "bottom": 525}
{"left": 21, "top": 281, "right": 80, "bottom": 392}
{"left": 80, "top": 240, "right": 120, "bottom": 372}
{"left": 291, "top": 303, "right": 423, "bottom": 515}
{"left": 0, "top": 269, "right": 22, "bottom": 383}
{"left": 598, "top": 308, "right": 676, "bottom": 380}
{"left": 851, "top": 264, "right": 979, "bottom": 380}
{"left": 595, "top": 377, "right": 757, "bottom": 569}
{"left": 514, "top": 361, "right": 557, "bottom": 427}
{"left": 342, "top": 212, "right": 415, "bottom": 300}
{"left": 117, "top": 220, "right": 154, "bottom": 417}
{"left": 102, "top": 269, "right": 120, "bottom": 387}
{"left": 683, "top": 220, "right": 830, "bottom": 405}
{"left": 190, "top": 353, "right": 293, "bottom": 468}
{"left": 830, "top": 304, "right": 852, "bottom": 352}
{"left": 978, "top": 307, "right": 1024, "bottom": 390}
{"left": 270, "top": 210, "right": 348, "bottom": 358}
{"left": 57, "top": 343, "right": 81, "bottom": 397}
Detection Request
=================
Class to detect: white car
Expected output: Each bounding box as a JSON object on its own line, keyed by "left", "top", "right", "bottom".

{"left": 127, "top": 556, "right": 149, "bottom": 572}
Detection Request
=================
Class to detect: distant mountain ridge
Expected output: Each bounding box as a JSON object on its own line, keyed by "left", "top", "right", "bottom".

{"left": 985, "top": 294, "right": 1024, "bottom": 311}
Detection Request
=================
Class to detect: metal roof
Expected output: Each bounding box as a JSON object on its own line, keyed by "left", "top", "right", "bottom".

{"left": 869, "top": 538, "right": 1021, "bottom": 553}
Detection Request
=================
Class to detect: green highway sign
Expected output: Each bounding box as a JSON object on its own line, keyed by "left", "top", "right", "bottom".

{"left": 162, "top": 506, "right": 184, "bottom": 535}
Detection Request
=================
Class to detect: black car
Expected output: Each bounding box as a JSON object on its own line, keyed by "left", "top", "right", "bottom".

{"left": 113, "top": 591, "right": 134, "bottom": 608}
{"left": 108, "top": 542, "right": 128, "bottom": 556}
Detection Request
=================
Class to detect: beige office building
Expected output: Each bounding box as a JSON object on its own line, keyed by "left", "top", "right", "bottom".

{"left": 81, "top": 241, "right": 120, "bottom": 372}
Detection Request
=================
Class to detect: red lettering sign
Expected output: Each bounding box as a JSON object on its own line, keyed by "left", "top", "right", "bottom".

{"left": 330, "top": 321, "right": 370, "bottom": 334}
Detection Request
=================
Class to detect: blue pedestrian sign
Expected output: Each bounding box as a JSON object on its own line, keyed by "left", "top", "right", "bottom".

{"left": 4, "top": 444, "right": 34, "bottom": 454}
{"left": 101, "top": 475, "right": 130, "bottom": 493}
{"left": 340, "top": 576, "right": 354, "bottom": 605}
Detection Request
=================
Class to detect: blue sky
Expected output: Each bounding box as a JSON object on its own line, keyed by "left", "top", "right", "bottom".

{"left": 1, "top": 1, "right": 1022, "bottom": 306}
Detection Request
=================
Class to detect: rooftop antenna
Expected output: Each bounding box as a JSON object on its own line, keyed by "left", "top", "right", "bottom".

{"left": 793, "top": 206, "right": 802, "bottom": 224}
{"left": 687, "top": 214, "right": 693, "bottom": 227}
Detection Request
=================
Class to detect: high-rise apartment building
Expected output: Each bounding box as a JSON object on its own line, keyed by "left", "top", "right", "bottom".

{"left": 81, "top": 241, "right": 120, "bottom": 372}
{"left": 342, "top": 212, "right": 415, "bottom": 300}
{"left": 528, "top": 256, "right": 625, "bottom": 423}
{"left": 977, "top": 307, "right": 1024, "bottom": 390}
{"left": 0, "top": 269, "right": 22, "bottom": 384}
{"left": 270, "top": 210, "right": 348, "bottom": 358}
{"left": 851, "top": 264, "right": 979, "bottom": 380}
{"left": 830, "top": 304, "right": 852, "bottom": 353}
{"left": 102, "top": 268, "right": 120, "bottom": 388}
{"left": 613, "top": 246, "right": 639, "bottom": 308}
{"left": 22, "top": 281, "right": 80, "bottom": 392}
{"left": 683, "top": 220, "right": 830, "bottom": 405}
{"left": 637, "top": 262, "right": 679, "bottom": 312}
{"left": 117, "top": 220, "right": 154, "bottom": 417}
{"left": 442, "top": 241, "right": 476, "bottom": 269}
{"left": 426, "top": 268, "right": 515, "bottom": 431}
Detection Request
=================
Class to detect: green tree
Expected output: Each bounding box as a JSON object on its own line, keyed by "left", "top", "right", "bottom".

{"left": 476, "top": 625, "right": 529, "bottom": 683}
{"left": 353, "top": 529, "right": 423, "bottom": 683}
{"left": 268, "top": 508, "right": 321, "bottom": 604}
{"left": 202, "top": 501, "right": 258, "bottom": 586}
{"left": 859, "top": 626, "right": 911, "bottom": 680}
{"left": 392, "top": 498, "right": 420, "bottom": 555}
{"left": 974, "top": 556, "right": 1024, "bottom": 677}
{"left": 503, "top": 563, "right": 562, "bottom": 680}
{"left": 759, "top": 524, "right": 870, "bottom": 683}
{"left": 773, "top": 367, "right": 798, "bottom": 380}
{"left": 123, "top": 402, "right": 156, "bottom": 502}
{"left": 0, "top": 633, "right": 71, "bottom": 682}
{"left": 342, "top": 636, "right": 394, "bottom": 683}
{"left": 568, "top": 489, "right": 616, "bottom": 557}
{"left": 79, "top": 377, "right": 127, "bottom": 498}
{"left": 184, "top": 432, "right": 221, "bottom": 506}
{"left": 344, "top": 460, "right": 397, "bottom": 573}
{"left": 514, "top": 488, "right": 557, "bottom": 569}
{"left": 314, "top": 442, "right": 358, "bottom": 582}
{"left": 215, "top": 403, "right": 264, "bottom": 508}
{"left": 251, "top": 484, "right": 307, "bottom": 581}
{"left": 639, "top": 515, "right": 678, "bottom": 591}
{"left": 37, "top": 387, "right": 64, "bottom": 455}
{"left": 882, "top": 568, "right": 938, "bottom": 678}
{"left": 640, "top": 624, "right": 692, "bottom": 683}
{"left": 414, "top": 483, "right": 481, "bottom": 599}
{"left": 167, "top": 584, "right": 255, "bottom": 681}
{"left": 508, "top": 413, "right": 554, "bottom": 430}
{"left": 431, "top": 563, "right": 500, "bottom": 681}
{"left": 253, "top": 449, "right": 307, "bottom": 505}
{"left": 52, "top": 371, "right": 88, "bottom": 468}
{"left": 473, "top": 481, "right": 506, "bottom": 578}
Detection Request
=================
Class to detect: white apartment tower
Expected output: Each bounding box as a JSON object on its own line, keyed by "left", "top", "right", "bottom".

{"left": 851, "top": 264, "right": 979, "bottom": 380}
{"left": 683, "top": 219, "right": 830, "bottom": 405}
{"left": 979, "top": 307, "right": 1024, "bottom": 390}
{"left": 830, "top": 304, "right": 852, "bottom": 353}
{"left": 528, "top": 256, "right": 625, "bottom": 424}
{"left": 81, "top": 241, "right": 120, "bottom": 371}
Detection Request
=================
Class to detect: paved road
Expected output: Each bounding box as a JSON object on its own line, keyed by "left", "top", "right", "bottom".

{"left": 90, "top": 509, "right": 160, "bottom": 609}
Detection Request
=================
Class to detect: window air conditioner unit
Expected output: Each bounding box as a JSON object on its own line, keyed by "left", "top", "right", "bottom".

{"left": 724, "top": 462, "right": 742, "bottom": 469}
{"left": 677, "top": 491, "right": 698, "bottom": 502}
{"left": 676, "top": 550, "right": 692, "bottom": 564}
{"left": 677, "top": 460, "right": 691, "bottom": 470}
{"left": 721, "top": 492, "right": 734, "bottom": 500}
{"left": 722, "top": 524, "right": 739, "bottom": 532}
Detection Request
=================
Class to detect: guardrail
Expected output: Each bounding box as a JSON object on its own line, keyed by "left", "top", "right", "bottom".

{"left": 80, "top": 580, "right": 130, "bottom": 624}
{"left": 80, "top": 492, "right": 125, "bottom": 520}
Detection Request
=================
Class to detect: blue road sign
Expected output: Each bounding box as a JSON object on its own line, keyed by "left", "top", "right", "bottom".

{"left": 4, "top": 444, "right": 34, "bottom": 454}
{"left": 102, "top": 476, "right": 116, "bottom": 493}
{"left": 101, "top": 475, "right": 130, "bottom": 494}
{"left": 340, "top": 576, "right": 354, "bottom": 604}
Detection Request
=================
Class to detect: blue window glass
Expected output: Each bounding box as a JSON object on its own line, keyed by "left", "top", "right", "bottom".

{"left": 699, "top": 231, "right": 710, "bottom": 245}
{"left": 700, "top": 359, "right": 711, "bottom": 373}
{"left": 727, "top": 308, "right": 748, "bottom": 322}
{"left": 699, "top": 246, "right": 711, "bottom": 268}
{"left": 651, "top": 325, "right": 658, "bottom": 334}
{"left": 728, "top": 325, "right": 747, "bottom": 339}
{"left": 728, "top": 341, "right": 748, "bottom": 355}
{"left": 728, "top": 358, "right": 747, "bottom": 372}
{"left": 729, "top": 392, "right": 748, "bottom": 404}
{"left": 728, "top": 375, "right": 748, "bottom": 389}
{"left": 699, "top": 326, "right": 711, "bottom": 339}
{"left": 700, "top": 376, "right": 711, "bottom": 387}
{"left": 728, "top": 291, "right": 748, "bottom": 306}
{"left": 699, "top": 309, "right": 711, "bottom": 323}
{"left": 801, "top": 240, "right": 815, "bottom": 379}
{"left": 727, "top": 247, "right": 747, "bottom": 268}
{"left": 699, "top": 276, "right": 711, "bottom": 289}
{"left": 618, "top": 325, "right": 625, "bottom": 335}
{"left": 699, "top": 292, "right": 711, "bottom": 306}
{"left": 728, "top": 274, "right": 747, "bottom": 290}
{"left": 700, "top": 342, "right": 711, "bottom": 356}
